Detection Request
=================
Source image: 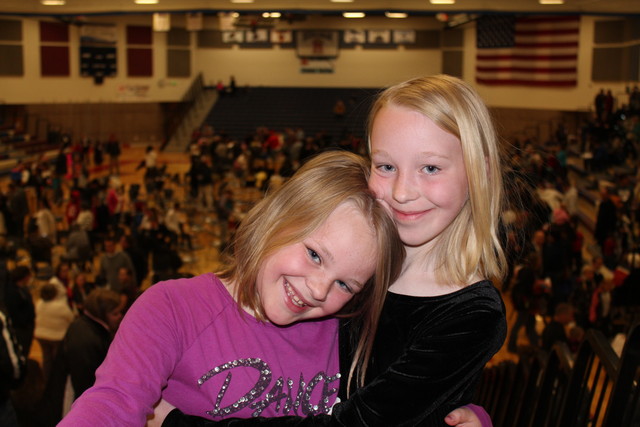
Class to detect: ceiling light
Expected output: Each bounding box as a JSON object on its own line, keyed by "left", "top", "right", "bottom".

{"left": 539, "top": 0, "right": 564, "bottom": 4}
{"left": 41, "top": 0, "right": 65, "bottom": 5}
{"left": 262, "top": 12, "right": 281, "bottom": 18}
{"left": 231, "top": 0, "right": 255, "bottom": 3}
{"left": 343, "top": 12, "right": 365, "bottom": 18}
{"left": 385, "top": 12, "right": 408, "bottom": 18}
{"left": 331, "top": 0, "right": 354, "bottom": 3}
{"left": 134, "top": 0, "right": 159, "bottom": 4}
{"left": 430, "top": 0, "right": 455, "bottom": 4}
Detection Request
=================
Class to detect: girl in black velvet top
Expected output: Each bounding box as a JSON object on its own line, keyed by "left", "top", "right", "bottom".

{"left": 156, "top": 75, "right": 508, "bottom": 426}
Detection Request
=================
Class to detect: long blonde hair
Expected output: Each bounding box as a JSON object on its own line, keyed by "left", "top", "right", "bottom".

{"left": 219, "top": 150, "right": 405, "bottom": 388}
{"left": 368, "top": 74, "right": 507, "bottom": 286}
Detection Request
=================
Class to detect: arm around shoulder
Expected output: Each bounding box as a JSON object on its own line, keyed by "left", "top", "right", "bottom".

{"left": 162, "top": 285, "right": 505, "bottom": 427}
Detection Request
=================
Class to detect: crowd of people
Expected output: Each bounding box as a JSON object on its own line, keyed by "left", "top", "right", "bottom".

{"left": 0, "top": 77, "right": 639, "bottom": 426}
{"left": 504, "top": 89, "right": 640, "bottom": 356}
{"left": 54, "top": 74, "right": 507, "bottom": 426}
{"left": 0, "top": 137, "right": 201, "bottom": 425}
{"left": 0, "top": 99, "right": 379, "bottom": 425}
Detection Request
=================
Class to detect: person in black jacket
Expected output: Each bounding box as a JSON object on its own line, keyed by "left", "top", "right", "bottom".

{"left": 38, "top": 288, "right": 124, "bottom": 426}
{"left": 508, "top": 252, "right": 543, "bottom": 353}
{"left": 5, "top": 266, "right": 35, "bottom": 356}
{"left": 594, "top": 187, "right": 618, "bottom": 254}
{"left": 105, "top": 134, "right": 121, "bottom": 176}
{"left": 61, "top": 288, "right": 124, "bottom": 399}
{"left": 541, "top": 303, "right": 574, "bottom": 351}
{"left": 0, "top": 244, "right": 25, "bottom": 427}
{"left": 0, "top": 307, "right": 26, "bottom": 427}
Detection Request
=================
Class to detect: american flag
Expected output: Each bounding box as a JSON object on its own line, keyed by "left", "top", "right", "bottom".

{"left": 475, "top": 15, "right": 580, "bottom": 87}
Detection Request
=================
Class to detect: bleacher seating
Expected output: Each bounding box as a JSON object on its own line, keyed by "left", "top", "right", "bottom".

{"left": 474, "top": 323, "right": 640, "bottom": 427}
{"left": 0, "top": 105, "right": 60, "bottom": 175}
{"left": 203, "top": 87, "right": 380, "bottom": 142}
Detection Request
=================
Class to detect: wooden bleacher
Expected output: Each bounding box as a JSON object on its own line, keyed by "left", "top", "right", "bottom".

{"left": 0, "top": 105, "right": 62, "bottom": 175}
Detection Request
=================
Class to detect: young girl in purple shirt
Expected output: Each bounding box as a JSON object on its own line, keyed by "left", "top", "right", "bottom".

{"left": 59, "top": 151, "right": 404, "bottom": 426}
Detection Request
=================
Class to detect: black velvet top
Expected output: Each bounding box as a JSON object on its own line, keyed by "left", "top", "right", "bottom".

{"left": 163, "top": 281, "right": 506, "bottom": 427}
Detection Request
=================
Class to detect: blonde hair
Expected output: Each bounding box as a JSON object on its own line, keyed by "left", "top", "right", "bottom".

{"left": 368, "top": 74, "right": 507, "bottom": 286}
{"left": 219, "top": 150, "right": 404, "bottom": 388}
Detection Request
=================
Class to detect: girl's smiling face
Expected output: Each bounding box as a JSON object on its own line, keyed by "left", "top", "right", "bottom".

{"left": 368, "top": 104, "right": 469, "bottom": 249}
{"left": 255, "top": 202, "right": 378, "bottom": 326}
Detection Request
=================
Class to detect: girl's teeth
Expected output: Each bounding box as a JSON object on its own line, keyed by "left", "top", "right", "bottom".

{"left": 284, "top": 281, "right": 307, "bottom": 307}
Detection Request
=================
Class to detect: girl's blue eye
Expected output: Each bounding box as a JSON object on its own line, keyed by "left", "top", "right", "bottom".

{"left": 424, "top": 165, "right": 439, "bottom": 174}
{"left": 377, "top": 164, "right": 395, "bottom": 172}
{"left": 336, "top": 280, "right": 353, "bottom": 294}
{"left": 307, "top": 248, "right": 320, "bottom": 263}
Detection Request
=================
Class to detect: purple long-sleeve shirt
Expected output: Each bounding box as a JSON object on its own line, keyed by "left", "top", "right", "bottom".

{"left": 59, "top": 273, "right": 341, "bottom": 426}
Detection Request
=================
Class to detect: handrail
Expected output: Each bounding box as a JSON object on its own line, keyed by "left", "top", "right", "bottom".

{"left": 162, "top": 73, "right": 205, "bottom": 149}
{"left": 603, "top": 322, "right": 640, "bottom": 426}
{"left": 528, "top": 342, "right": 573, "bottom": 427}
{"left": 510, "top": 350, "right": 547, "bottom": 427}
{"left": 558, "top": 329, "right": 620, "bottom": 427}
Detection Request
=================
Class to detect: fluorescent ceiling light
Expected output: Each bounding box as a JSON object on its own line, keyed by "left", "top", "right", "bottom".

{"left": 262, "top": 12, "right": 282, "bottom": 18}
{"left": 134, "top": 0, "right": 159, "bottom": 4}
{"left": 343, "top": 12, "right": 365, "bottom": 18}
{"left": 231, "top": 0, "right": 255, "bottom": 3}
{"left": 41, "top": 0, "right": 65, "bottom": 5}
{"left": 539, "top": 0, "right": 564, "bottom": 4}
{"left": 331, "top": 0, "right": 354, "bottom": 3}
{"left": 430, "top": 0, "right": 455, "bottom": 4}
{"left": 385, "top": 12, "right": 408, "bottom": 18}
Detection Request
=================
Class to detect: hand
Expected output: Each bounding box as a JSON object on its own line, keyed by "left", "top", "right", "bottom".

{"left": 445, "top": 404, "right": 488, "bottom": 427}
{"left": 146, "top": 399, "right": 176, "bottom": 427}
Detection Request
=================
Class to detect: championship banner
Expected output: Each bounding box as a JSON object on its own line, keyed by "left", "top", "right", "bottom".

{"left": 393, "top": 30, "right": 416, "bottom": 44}
{"left": 343, "top": 29, "right": 366, "bottom": 44}
{"left": 222, "top": 30, "right": 244, "bottom": 43}
{"left": 367, "top": 30, "right": 391, "bottom": 44}
{"left": 271, "top": 29, "right": 293, "bottom": 44}
{"left": 245, "top": 29, "right": 269, "bottom": 43}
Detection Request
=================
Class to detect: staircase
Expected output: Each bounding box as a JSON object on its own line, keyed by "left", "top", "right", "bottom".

{"left": 164, "top": 89, "right": 218, "bottom": 152}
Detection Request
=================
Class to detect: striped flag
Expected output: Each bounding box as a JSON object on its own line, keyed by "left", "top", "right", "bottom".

{"left": 475, "top": 15, "right": 580, "bottom": 87}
